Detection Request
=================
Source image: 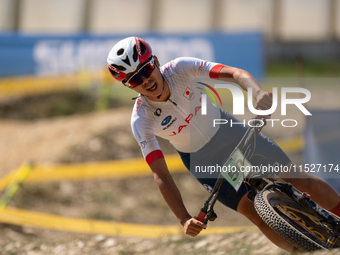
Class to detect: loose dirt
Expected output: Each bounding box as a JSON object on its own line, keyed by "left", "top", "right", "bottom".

{"left": 0, "top": 106, "right": 338, "bottom": 254}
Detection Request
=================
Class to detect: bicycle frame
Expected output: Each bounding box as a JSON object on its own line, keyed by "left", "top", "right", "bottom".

{"left": 196, "top": 117, "right": 266, "bottom": 224}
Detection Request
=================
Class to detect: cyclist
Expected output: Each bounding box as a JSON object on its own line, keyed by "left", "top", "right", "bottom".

{"left": 107, "top": 36, "right": 340, "bottom": 251}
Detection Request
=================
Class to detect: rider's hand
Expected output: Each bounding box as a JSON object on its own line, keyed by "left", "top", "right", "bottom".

{"left": 183, "top": 217, "right": 207, "bottom": 237}
{"left": 254, "top": 90, "right": 272, "bottom": 119}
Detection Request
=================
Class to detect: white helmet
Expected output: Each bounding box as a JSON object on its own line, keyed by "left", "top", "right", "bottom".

{"left": 107, "top": 36, "right": 152, "bottom": 82}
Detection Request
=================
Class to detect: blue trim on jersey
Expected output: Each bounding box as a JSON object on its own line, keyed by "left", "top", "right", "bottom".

{"left": 134, "top": 121, "right": 141, "bottom": 140}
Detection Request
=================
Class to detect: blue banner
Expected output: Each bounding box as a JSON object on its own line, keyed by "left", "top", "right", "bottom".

{"left": 0, "top": 32, "right": 264, "bottom": 78}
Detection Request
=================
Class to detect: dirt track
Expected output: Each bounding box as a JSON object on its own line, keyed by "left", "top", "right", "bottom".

{"left": 0, "top": 107, "right": 254, "bottom": 254}
{"left": 0, "top": 106, "right": 339, "bottom": 254}
{"left": 0, "top": 108, "right": 133, "bottom": 176}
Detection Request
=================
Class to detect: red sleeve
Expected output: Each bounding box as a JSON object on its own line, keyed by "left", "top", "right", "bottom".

{"left": 209, "top": 64, "right": 224, "bottom": 79}
{"left": 145, "top": 150, "right": 164, "bottom": 165}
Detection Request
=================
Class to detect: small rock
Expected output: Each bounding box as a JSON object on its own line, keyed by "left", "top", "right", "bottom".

{"left": 5, "top": 242, "right": 15, "bottom": 251}
{"left": 103, "top": 238, "right": 116, "bottom": 247}
{"left": 239, "top": 248, "right": 248, "bottom": 253}
{"left": 60, "top": 182, "right": 76, "bottom": 196}
{"left": 219, "top": 238, "right": 232, "bottom": 248}
{"left": 215, "top": 251, "right": 225, "bottom": 255}
{"left": 170, "top": 235, "right": 181, "bottom": 241}
{"left": 86, "top": 240, "right": 96, "bottom": 247}
{"left": 25, "top": 242, "right": 38, "bottom": 251}
{"left": 162, "top": 237, "right": 170, "bottom": 243}
{"left": 207, "top": 245, "right": 217, "bottom": 251}
{"left": 22, "top": 226, "right": 38, "bottom": 236}
{"left": 169, "top": 243, "right": 176, "bottom": 249}
{"left": 5, "top": 228, "right": 25, "bottom": 241}
{"left": 183, "top": 243, "right": 194, "bottom": 251}
{"left": 126, "top": 237, "right": 143, "bottom": 245}
{"left": 40, "top": 244, "right": 48, "bottom": 251}
{"left": 27, "top": 251, "right": 43, "bottom": 255}
{"left": 54, "top": 244, "right": 66, "bottom": 253}
{"left": 194, "top": 239, "right": 208, "bottom": 249}
{"left": 89, "top": 138, "right": 102, "bottom": 151}
{"left": 94, "top": 234, "right": 106, "bottom": 243}
{"left": 142, "top": 240, "right": 153, "bottom": 247}
{"left": 77, "top": 241, "right": 85, "bottom": 248}
{"left": 14, "top": 241, "right": 22, "bottom": 248}
{"left": 236, "top": 232, "right": 248, "bottom": 239}
{"left": 252, "top": 234, "right": 267, "bottom": 245}
{"left": 252, "top": 245, "right": 273, "bottom": 255}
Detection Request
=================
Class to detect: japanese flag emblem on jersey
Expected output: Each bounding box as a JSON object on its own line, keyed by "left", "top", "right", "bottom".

{"left": 183, "top": 87, "right": 195, "bottom": 100}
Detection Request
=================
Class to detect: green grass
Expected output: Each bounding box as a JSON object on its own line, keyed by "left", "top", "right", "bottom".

{"left": 266, "top": 59, "right": 340, "bottom": 78}
{"left": 90, "top": 192, "right": 118, "bottom": 204}
{"left": 0, "top": 85, "right": 136, "bottom": 120}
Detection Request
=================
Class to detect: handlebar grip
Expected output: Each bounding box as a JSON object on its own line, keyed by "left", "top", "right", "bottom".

{"left": 255, "top": 92, "right": 273, "bottom": 120}
{"left": 197, "top": 210, "right": 207, "bottom": 223}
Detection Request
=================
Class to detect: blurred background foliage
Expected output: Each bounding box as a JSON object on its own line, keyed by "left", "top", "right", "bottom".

{"left": 0, "top": 59, "right": 339, "bottom": 121}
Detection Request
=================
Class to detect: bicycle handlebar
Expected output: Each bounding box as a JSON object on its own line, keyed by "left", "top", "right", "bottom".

{"left": 196, "top": 210, "right": 207, "bottom": 222}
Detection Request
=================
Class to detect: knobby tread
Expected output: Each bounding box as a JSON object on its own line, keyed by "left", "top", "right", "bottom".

{"left": 254, "top": 190, "right": 326, "bottom": 252}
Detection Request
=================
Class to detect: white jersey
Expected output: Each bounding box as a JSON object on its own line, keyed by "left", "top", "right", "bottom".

{"left": 131, "top": 57, "right": 224, "bottom": 164}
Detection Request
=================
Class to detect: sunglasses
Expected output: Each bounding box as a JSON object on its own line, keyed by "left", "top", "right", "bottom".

{"left": 124, "top": 58, "right": 155, "bottom": 88}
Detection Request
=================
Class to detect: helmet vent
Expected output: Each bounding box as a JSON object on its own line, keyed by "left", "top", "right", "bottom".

{"left": 108, "top": 68, "right": 119, "bottom": 77}
{"left": 133, "top": 45, "right": 138, "bottom": 62}
{"left": 140, "top": 42, "right": 147, "bottom": 55}
{"left": 122, "top": 56, "right": 131, "bottom": 66}
{"left": 111, "top": 64, "right": 126, "bottom": 71}
{"left": 117, "top": 48, "right": 124, "bottom": 56}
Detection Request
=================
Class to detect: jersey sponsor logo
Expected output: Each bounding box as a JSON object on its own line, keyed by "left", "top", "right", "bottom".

{"left": 163, "top": 61, "right": 174, "bottom": 74}
{"left": 169, "top": 105, "right": 202, "bottom": 136}
{"left": 140, "top": 140, "right": 147, "bottom": 149}
{"left": 169, "top": 124, "right": 187, "bottom": 136}
{"left": 183, "top": 87, "right": 195, "bottom": 100}
{"left": 163, "top": 117, "right": 177, "bottom": 130}
{"left": 134, "top": 98, "right": 142, "bottom": 114}
{"left": 161, "top": 115, "right": 172, "bottom": 126}
{"left": 198, "top": 61, "right": 205, "bottom": 71}
{"left": 154, "top": 108, "right": 162, "bottom": 117}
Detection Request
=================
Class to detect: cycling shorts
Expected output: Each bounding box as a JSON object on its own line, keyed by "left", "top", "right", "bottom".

{"left": 177, "top": 109, "right": 291, "bottom": 211}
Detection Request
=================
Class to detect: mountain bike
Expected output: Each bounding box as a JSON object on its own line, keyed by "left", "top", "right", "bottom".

{"left": 196, "top": 117, "right": 340, "bottom": 252}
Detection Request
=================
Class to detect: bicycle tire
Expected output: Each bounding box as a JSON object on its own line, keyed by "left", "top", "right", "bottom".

{"left": 254, "top": 190, "right": 340, "bottom": 252}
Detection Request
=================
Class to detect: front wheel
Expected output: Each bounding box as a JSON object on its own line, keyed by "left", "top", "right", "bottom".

{"left": 254, "top": 190, "right": 340, "bottom": 252}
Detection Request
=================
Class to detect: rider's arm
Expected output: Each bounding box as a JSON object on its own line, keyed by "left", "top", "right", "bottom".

{"left": 177, "top": 58, "right": 271, "bottom": 111}
{"left": 149, "top": 157, "right": 207, "bottom": 236}
{"left": 217, "top": 65, "right": 272, "bottom": 111}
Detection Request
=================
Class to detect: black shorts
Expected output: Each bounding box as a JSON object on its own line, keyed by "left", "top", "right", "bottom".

{"left": 177, "top": 109, "right": 291, "bottom": 211}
